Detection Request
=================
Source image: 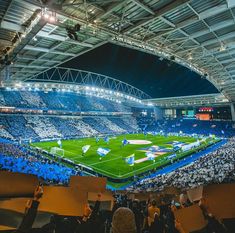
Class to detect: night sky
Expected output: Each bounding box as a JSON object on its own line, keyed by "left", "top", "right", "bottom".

{"left": 62, "top": 43, "right": 218, "bottom": 98}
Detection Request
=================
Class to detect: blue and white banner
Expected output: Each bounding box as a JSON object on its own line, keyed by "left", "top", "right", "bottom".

{"left": 167, "top": 153, "right": 177, "bottom": 160}
{"left": 125, "top": 154, "right": 135, "bottom": 166}
{"left": 104, "top": 136, "right": 110, "bottom": 143}
{"left": 57, "top": 139, "right": 62, "bottom": 148}
{"left": 146, "top": 152, "right": 155, "bottom": 161}
{"left": 97, "top": 147, "right": 110, "bottom": 157}
{"left": 181, "top": 140, "right": 200, "bottom": 152}
{"left": 122, "top": 138, "right": 129, "bottom": 146}
{"left": 82, "top": 145, "right": 91, "bottom": 154}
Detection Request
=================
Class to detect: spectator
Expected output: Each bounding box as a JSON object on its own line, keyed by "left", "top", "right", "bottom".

{"left": 148, "top": 200, "right": 160, "bottom": 227}
{"left": 111, "top": 207, "right": 137, "bottom": 233}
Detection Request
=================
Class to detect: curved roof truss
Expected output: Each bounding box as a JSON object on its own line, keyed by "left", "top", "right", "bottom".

{"left": 8, "top": 67, "right": 150, "bottom": 101}
{"left": 1, "top": 0, "right": 235, "bottom": 101}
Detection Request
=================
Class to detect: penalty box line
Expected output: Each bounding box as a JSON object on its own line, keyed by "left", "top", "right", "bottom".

{"left": 62, "top": 147, "right": 123, "bottom": 165}
{"left": 60, "top": 148, "right": 164, "bottom": 178}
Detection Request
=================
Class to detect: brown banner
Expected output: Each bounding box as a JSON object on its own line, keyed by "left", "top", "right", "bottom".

{"left": 203, "top": 184, "right": 235, "bottom": 219}
{"left": 174, "top": 204, "right": 207, "bottom": 233}
{"left": 0, "top": 171, "right": 38, "bottom": 198}
{"left": 69, "top": 176, "right": 107, "bottom": 192}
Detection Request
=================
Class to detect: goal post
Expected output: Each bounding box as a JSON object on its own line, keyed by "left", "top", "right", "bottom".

{"left": 50, "top": 147, "right": 64, "bottom": 158}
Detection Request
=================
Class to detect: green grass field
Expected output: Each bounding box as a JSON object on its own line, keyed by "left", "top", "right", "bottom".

{"left": 32, "top": 134, "right": 212, "bottom": 180}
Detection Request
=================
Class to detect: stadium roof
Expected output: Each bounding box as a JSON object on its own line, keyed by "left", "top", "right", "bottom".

{"left": 1, "top": 0, "right": 235, "bottom": 101}
{"left": 145, "top": 93, "right": 231, "bottom": 108}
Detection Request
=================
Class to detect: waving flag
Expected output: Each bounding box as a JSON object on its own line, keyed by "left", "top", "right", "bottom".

{"left": 104, "top": 136, "right": 109, "bottom": 144}
{"left": 82, "top": 145, "right": 90, "bottom": 154}
{"left": 146, "top": 152, "right": 155, "bottom": 161}
{"left": 57, "top": 139, "right": 62, "bottom": 148}
{"left": 167, "top": 154, "right": 177, "bottom": 160}
{"left": 97, "top": 147, "right": 110, "bottom": 157}
{"left": 125, "top": 154, "right": 135, "bottom": 166}
{"left": 122, "top": 138, "right": 129, "bottom": 146}
{"left": 95, "top": 137, "right": 100, "bottom": 143}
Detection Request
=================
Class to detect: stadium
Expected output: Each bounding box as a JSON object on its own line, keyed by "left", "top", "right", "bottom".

{"left": 0, "top": 0, "right": 235, "bottom": 232}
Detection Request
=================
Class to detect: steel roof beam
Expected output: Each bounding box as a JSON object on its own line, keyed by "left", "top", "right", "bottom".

{"left": 177, "top": 31, "right": 235, "bottom": 54}
{"left": 12, "top": 64, "right": 50, "bottom": 69}
{"left": 220, "top": 57, "right": 235, "bottom": 64}
{"left": 16, "top": 55, "right": 61, "bottom": 63}
{"left": 131, "top": 0, "right": 155, "bottom": 15}
{"left": 24, "top": 45, "right": 76, "bottom": 56}
{"left": 0, "top": 39, "right": 13, "bottom": 47}
{"left": 0, "top": 0, "right": 14, "bottom": 25}
{"left": 0, "top": 20, "right": 25, "bottom": 33}
{"left": 167, "top": 19, "right": 235, "bottom": 47}
{"left": 122, "top": 0, "right": 190, "bottom": 34}
{"left": 94, "top": 0, "right": 128, "bottom": 20}
{"left": 36, "top": 31, "right": 94, "bottom": 48}
{"left": 146, "top": 3, "right": 229, "bottom": 41}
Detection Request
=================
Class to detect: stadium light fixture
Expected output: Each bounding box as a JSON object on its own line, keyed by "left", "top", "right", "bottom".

{"left": 219, "top": 43, "right": 226, "bottom": 52}
{"left": 49, "top": 16, "right": 56, "bottom": 22}
{"left": 43, "top": 13, "right": 49, "bottom": 19}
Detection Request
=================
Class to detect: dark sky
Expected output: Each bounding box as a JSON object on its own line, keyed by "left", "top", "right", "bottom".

{"left": 62, "top": 43, "right": 218, "bottom": 98}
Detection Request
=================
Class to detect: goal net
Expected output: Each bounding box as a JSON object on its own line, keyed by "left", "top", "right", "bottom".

{"left": 50, "top": 147, "right": 64, "bottom": 157}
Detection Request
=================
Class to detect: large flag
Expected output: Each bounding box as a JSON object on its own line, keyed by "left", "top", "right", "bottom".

{"left": 122, "top": 138, "right": 129, "bottom": 146}
{"left": 125, "top": 154, "right": 135, "bottom": 166}
{"left": 104, "top": 136, "right": 109, "bottom": 144}
{"left": 167, "top": 153, "right": 177, "bottom": 160}
{"left": 57, "top": 139, "right": 62, "bottom": 148}
{"left": 82, "top": 145, "right": 90, "bottom": 154}
{"left": 96, "top": 136, "right": 100, "bottom": 143}
{"left": 146, "top": 152, "right": 155, "bottom": 161}
{"left": 97, "top": 147, "right": 110, "bottom": 157}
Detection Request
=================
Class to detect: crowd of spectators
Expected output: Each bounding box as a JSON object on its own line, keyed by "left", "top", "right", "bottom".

{"left": 12, "top": 185, "right": 231, "bottom": 233}
{"left": 0, "top": 90, "right": 131, "bottom": 113}
{"left": 128, "top": 137, "right": 235, "bottom": 192}
{"left": 144, "top": 118, "right": 235, "bottom": 138}
{"left": 0, "top": 115, "right": 139, "bottom": 141}
{"left": 0, "top": 142, "right": 77, "bottom": 184}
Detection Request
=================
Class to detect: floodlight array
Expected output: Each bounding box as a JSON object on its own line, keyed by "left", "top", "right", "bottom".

{"left": 5, "top": 82, "right": 154, "bottom": 107}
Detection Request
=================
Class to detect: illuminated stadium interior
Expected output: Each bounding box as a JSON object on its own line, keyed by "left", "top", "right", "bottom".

{"left": 0, "top": 0, "right": 235, "bottom": 232}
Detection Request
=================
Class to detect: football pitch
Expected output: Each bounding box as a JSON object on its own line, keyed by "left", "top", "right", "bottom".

{"left": 32, "top": 134, "right": 213, "bottom": 180}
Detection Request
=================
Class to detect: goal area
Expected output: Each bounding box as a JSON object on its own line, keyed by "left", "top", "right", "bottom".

{"left": 50, "top": 147, "right": 64, "bottom": 157}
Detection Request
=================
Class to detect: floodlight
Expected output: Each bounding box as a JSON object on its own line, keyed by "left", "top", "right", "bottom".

{"left": 44, "top": 13, "right": 49, "bottom": 19}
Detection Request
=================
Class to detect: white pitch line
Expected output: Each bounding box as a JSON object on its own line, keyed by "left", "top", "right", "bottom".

{"left": 88, "top": 166, "right": 120, "bottom": 177}
{"left": 62, "top": 149, "right": 83, "bottom": 159}
{"left": 62, "top": 145, "right": 160, "bottom": 177}
{"left": 89, "top": 156, "right": 123, "bottom": 166}
{"left": 123, "top": 161, "right": 163, "bottom": 176}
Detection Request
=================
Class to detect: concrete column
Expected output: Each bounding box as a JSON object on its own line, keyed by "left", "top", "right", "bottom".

{"left": 231, "top": 103, "right": 235, "bottom": 121}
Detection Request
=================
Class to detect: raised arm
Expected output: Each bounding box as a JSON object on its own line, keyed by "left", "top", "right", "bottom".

{"left": 16, "top": 185, "right": 43, "bottom": 233}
